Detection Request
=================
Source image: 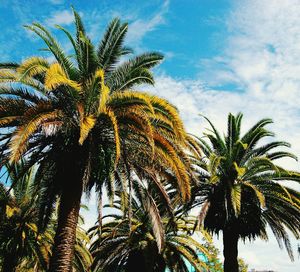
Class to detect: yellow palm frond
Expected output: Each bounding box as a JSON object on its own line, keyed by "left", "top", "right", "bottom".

{"left": 45, "top": 63, "right": 80, "bottom": 91}
{"left": 108, "top": 90, "right": 154, "bottom": 114}
{"left": 6, "top": 205, "right": 19, "bottom": 218}
{"left": 17, "top": 57, "right": 49, "bottom": 78}
{"left": 98, "top": 85, "right": 110, "bottom": 114}
{"left": 0, "top": 116, "right": 20, "bottom": 126}
{"left": 0, "top": 69, "right": 17, "bottom": 82}
{"left": 234, "top": 162, "right": 246, "bottom": 177}
{"left": 78, "top": 104, "right": 96, "bottom": 145}
{"left": 231, "top": 184, "right": 242, "bottom": 216}
{"left": 154, "top": 133, "right": 190, "bottom": 201}
{"left": 93, "top": 68, "right": 110, "bottom": 114}
{"left": 79, "top": 115, "right": 96, "bottom": 145}
{"left": 95, "top": 68, "right": 105, "bottom": 84}
{"left": 150, "top": 96, "right": 186, "bottom": 141}
{"left": 9, "top": 109, "right": 60, "bottom": 162}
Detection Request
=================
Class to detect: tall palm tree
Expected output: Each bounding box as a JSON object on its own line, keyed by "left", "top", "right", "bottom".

{"left": 188, "top": 113, "right": 300, "bottom": 272}
{"left": 89, "top": 190, "right": 211, "bottom": 272}
{"left": 0, "top": 10, "right": 189, "bottom": 271}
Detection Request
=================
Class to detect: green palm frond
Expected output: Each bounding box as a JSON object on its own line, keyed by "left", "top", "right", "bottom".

{"left": 107, "top": 52, "right": 163, "bottom": 91}
{"left": 97, "top": 18, "right": 129, "bottom": 71}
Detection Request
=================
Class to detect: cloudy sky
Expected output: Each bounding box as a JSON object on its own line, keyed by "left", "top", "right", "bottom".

{"left": 1, "top": 0, "right": 300, "bottom": 270}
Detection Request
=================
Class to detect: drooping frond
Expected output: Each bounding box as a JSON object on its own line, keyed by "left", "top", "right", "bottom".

{"left": 9, "top": 108, "right": 60, "bottom": 162}
{"left": 0, "top": 85, "right": 47, "bottom": 104}
{"left": 103, "top": 109, "right": 121, "bottom": 166}
{"left": 44, "top": 63, "right": 80, "bottom": 91}
{"left": 17, "top": 57, "right": 50, "bottom": 79}
{"left": 108, "top": 90, "right": 154, "bottom": 114}
{"left": 151, "top": 95, "right": 186, "bottom": 141}
{"left": 78, "top": 104, "right": 96, "bottom": 145}
{"left": 145, "top": 193, "right": 165, "bottom": 252}
{"left": 231, "top": 184, "right": 242, "bottom": 216}
{"left": 153, "top": 133, "right": 190, "bottom": 201}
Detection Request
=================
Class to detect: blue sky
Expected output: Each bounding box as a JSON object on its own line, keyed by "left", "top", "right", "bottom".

{"left": 1, "top": 0, "right": 300, "bottom": 271}
{"left": 0, "top": 0, "right": 233, "bottom": 79}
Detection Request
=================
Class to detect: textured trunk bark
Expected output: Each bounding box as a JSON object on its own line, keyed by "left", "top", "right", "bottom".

{"left": 223, "top": 229, "right": 239, "bottom": 272}
{"left": 48, "top": 180, "right": 82, "bottom": 272}
{"left": 1, "top": 255, "right": 17, "bottom": 272}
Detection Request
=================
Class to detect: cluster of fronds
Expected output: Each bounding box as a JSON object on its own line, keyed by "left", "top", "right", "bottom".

{"left": 89, "top": 187, "right": 212, "bottom": 272}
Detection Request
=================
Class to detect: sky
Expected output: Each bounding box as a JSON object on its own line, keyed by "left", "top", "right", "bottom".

{"left": 1, "top": 0, "right": 300, "bottom": 271}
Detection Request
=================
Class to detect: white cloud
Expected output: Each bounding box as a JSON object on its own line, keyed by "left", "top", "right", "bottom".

{"left": 148, "top": 75, "right": 300, "bottom": 171}
{"left": 202, "top": 0, "right": 300, "bottom": 106}
{"left": 126, "top": 0, "right": 169, "bottom": 47}
{"left": 46, "top": 10, "right": 74, "bottom": 27}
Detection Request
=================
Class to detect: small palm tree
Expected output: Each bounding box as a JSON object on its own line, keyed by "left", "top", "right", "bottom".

{"left": 0, "top": 10, "right": 189, "bottom": 271}
{"left": 189, "top": 113, "right": 300, "bottom": 272}
{"left": 0, "top": 163, "right": 53, "bottom": 272}
{"left": 89, "top": 187, "right": 211, "bottom": 272}
{"left": 0, "top": 163, "right": 93, "bottom": 272}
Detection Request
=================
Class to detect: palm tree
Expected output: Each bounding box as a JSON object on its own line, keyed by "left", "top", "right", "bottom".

{"left": 89, "top": 190, "right": 211, "bottom": 272}
{"left": 0, "top": 163, "right": 93, "bottom": 272}
{"left": 0, "top": 163, "right": 53, "bottom": 272}
{"left": 188, "top": 113, "right": 300, "bottom": 272}
{"left": 0, "top": 10, "right": 189, "bottom": 271}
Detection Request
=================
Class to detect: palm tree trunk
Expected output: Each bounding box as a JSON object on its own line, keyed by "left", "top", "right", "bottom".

{"left": 1, "top": 254, "right": 17, "bottom": 272}
{"left": 223, "top": 229, "right": 239, "bottom": 272}
{"left": 48, "top": 180, "right": 82, "bottom": 272}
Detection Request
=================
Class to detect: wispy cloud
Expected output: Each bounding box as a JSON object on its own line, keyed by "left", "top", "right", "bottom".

{"left": 126, "top": 0, "right": 169, "bottom": 47}
{"left": 46, "top": 9, "right": 74, "bottom": 27}
{"left": 86, "top": 0, "right": 169, "bottom": 48}
{"left": 202, "top": 0, "right": 300, "bottom": 104}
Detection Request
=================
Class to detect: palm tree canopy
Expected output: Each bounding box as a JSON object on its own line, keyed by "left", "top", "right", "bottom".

{"left": 0, "top": 9, "right": 190, "bottom": 228}
{"left": 89, "top": 188, "right": 211, "bottom": 272}
{"left": 190, "top": 113, "right": 300, "bottom": 259}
